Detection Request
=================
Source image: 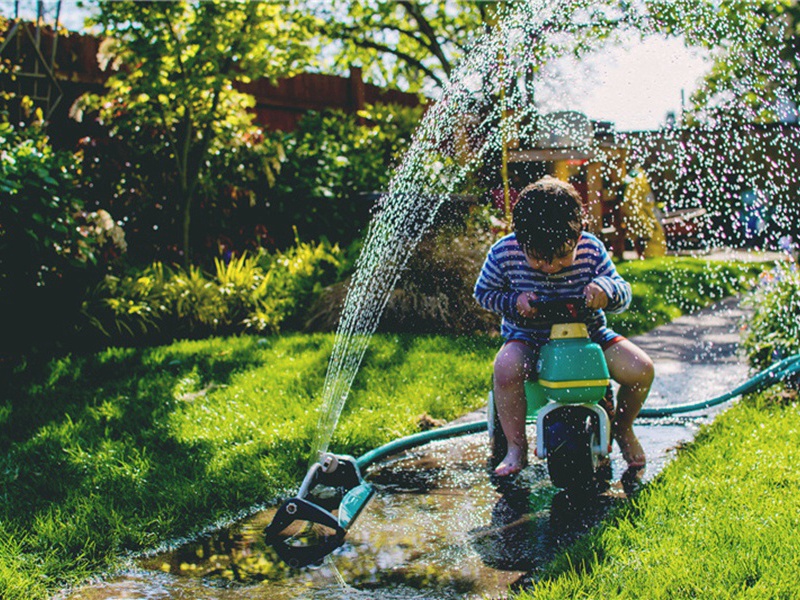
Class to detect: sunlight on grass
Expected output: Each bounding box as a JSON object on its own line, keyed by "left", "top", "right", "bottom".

{"left": 0, "top": 332, "right": 495, "bottom": 598}
{"left": 610, "top": 258, "right": 763, "bottom": 336}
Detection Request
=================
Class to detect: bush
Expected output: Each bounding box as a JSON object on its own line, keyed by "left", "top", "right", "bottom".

{"left": 379, "top": 203, "right": 499, "bottom": 334}
{"left": 77, "top": 101, "right": 420, "bottom": 265}
{"left": 741, "top": 263, "right": 800, "bottom": 369}
{"left": 77, "top": 117, "right": 285, "bottom": 267}
{"left": 83, "top": 239, "right": 343, "bottom": 344}
{"left": 0, "top": 117, "right": 103, "bottom": 352}
{"left": 306, "top": 202, "right": 500, "bottom": 334}
{"left": 266, "top": 102, "right": 423, "bottom": 248}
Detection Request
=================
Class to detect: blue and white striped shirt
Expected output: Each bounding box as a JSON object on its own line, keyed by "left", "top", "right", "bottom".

{"left": 474, "top": 231, "right": 631, "bottom": 347}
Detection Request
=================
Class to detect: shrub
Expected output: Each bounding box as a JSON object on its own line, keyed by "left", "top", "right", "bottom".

{"left": 266, "top": 102, "right": 423, "bottom": 248}
{"left": 83, "top": 239, "right": 343, "bottom": 344}
{"left": 0, "top": 117, "right": 103, "bottom": 352}
{"left": 77, "top": 117, "right": 286, "bottom": 267}
{"left": 741, "top": 263, "right": 800, "bottom": 369}
{"left": 255, "top": 235, "right": 343, "bottom": 329}
{"left": 77, "top": 101, "right": 420, "bottom": 265}
{"left": 305, "top": 202, "right": 500, "bottom": 334}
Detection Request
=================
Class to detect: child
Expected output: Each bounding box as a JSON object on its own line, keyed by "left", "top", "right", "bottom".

{"left": 474, "top": 176, "right": 654, "bottom": 477}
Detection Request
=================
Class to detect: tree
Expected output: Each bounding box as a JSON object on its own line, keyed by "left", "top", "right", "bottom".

{"left": 306, "top": 0, "right": 489, "bottom": 94}
{"left": 649, "top": 0, "right": 800, "bottom": 124}
{"left": 80, "top": 1, "right": 318, "bottom": 265}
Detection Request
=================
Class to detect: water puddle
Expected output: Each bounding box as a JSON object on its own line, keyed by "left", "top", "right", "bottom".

{"left": 62, "top": 415, "right": 706, "bottom": 600}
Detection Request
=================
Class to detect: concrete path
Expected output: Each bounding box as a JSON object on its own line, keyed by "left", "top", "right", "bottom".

{"left": 630, "top": 295, "right": 750, "bottom": 412}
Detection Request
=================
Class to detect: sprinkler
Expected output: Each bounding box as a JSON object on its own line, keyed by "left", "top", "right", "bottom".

{"left": 263, "top": 452, "right": 374, "bottom": 568}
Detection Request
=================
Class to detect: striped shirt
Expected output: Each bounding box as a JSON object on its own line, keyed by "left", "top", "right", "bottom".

{"left": 473, "top": 231, "right": 631, "bottom": 347}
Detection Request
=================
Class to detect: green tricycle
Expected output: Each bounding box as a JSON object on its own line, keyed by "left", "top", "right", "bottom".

{"left": 487, "top": 296, "right": 614, "bottom": 492}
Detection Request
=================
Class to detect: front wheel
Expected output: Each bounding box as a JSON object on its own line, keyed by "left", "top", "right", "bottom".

{"left": 544, "top": 408, "right": 597, "bottom": 491}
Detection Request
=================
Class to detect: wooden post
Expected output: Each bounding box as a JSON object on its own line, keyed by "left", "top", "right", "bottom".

{"left": 349, "top": 65, "right": 366, "bottom": 124}
{"left": 613, "top": 152, "right": 628, "bottom": 259}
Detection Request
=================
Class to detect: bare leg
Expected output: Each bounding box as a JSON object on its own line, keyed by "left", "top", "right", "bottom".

{"left": 605, "top": 339, "right": 654, "bottom": 467}
{"left": 493, "top": 342, "right": 536, "bottom": 476}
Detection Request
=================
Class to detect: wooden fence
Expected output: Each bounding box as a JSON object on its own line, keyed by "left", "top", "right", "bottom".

{"left": 0, "top": 22, "right": 422, "bottom": 138}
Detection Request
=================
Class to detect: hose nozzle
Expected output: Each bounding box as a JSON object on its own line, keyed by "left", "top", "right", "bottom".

{"left": 319, "top": 452, "right": 339, "bottom": 473}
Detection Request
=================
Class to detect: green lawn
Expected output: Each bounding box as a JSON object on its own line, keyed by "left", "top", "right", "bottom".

{"left": 0, "top": 256, "right": 770, "bottom": 598}
{"left": 515, "top": 390, "right": 800, "bottom": 599}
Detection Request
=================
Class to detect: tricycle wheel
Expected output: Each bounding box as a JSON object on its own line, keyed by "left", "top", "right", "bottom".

{"left": 545, "top": 408, "right": 597, "bottom": 491}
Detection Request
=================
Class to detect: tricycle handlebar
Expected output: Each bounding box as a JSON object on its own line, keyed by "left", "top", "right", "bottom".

{"left": 521, "top": 295, "right": 590, "bottom": 324}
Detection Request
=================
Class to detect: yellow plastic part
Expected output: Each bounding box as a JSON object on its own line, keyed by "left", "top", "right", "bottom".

{"left": 549, "top": 322, "right": 589, "bottom": 339}
{"left": 539, "top": 378, "right": 610, "bottom": 389}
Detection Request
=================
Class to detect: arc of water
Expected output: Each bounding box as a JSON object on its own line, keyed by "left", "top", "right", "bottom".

{"left": 308, "top": 0, "right": 585, "bottom": 462}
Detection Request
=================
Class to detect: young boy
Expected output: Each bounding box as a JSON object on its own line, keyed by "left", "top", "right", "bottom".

{"left": 474, "top": 176, "right": 654, "bottom": 477}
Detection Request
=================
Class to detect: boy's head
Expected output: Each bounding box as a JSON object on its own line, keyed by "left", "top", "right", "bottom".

{"left": 512, "top": 176, "right": 584, "bottom": 264}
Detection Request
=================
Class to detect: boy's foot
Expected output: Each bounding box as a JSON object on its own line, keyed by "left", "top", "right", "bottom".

{"left": 614, "top": 426, "right": 646, "bottom": 468}
{"left": 494, "top": 445, "right": 527, "bottom": 477}
{"left": 621, "top": 463, "right": 646, "bottom": 496}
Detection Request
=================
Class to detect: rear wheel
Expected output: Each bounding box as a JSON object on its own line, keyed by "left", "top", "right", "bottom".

{"left": 545, "top": 408, "right": 597, "bottom": 491}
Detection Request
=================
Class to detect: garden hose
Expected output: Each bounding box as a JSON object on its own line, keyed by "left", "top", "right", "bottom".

{"left": 638, "top": 353, "right": 800, "bottom": 418}
{"left": 355, "top": 353, "right": 800, "bottom": 471}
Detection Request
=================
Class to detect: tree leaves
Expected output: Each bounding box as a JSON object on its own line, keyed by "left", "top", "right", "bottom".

{"left": 79, "top": 1, "right": 319, "bottom": 263}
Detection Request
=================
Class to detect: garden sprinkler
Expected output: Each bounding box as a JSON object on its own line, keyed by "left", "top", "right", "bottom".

{"left": 263, "top": 452, "right": 374, "bottom": 568}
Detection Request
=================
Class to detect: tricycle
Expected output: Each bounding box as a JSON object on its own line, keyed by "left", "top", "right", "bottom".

{"left": 487, "top": 296, "right": 614, "bottom": 493}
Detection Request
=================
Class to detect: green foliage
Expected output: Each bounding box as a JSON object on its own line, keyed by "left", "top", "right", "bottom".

{"left": 379, "top": 204, "right": 499, "bottom": 334}
{"left": 650, "top": 0, "right": 799, "bottom": 124}
{"left": 304, "top": 1, "right": 634, "bottom": 97}
{"left": 0, "top": 119, "right": 93, "bottom": 287}
{"left": 83, "top": 240, "right": 343, "bottom": 342}
{"left": 303, "top": 203, "right": 501, "bottom": 334}
{"left": 267, "top": 102, "right": 424, "bottom": 247}
{"left": 0, "top": 118, "right": 102, "bottom": 351}
{"left": 514, "top": 395, "right": 800, "bottom": 599}
{"left": 306, "top": 0, "right": 487, "bottom": 91}
{"left": 78, "top": 1, "right": 318, "bottom": 263}
{"left": 741, "top": 263, "right": 800, "bottom": 369}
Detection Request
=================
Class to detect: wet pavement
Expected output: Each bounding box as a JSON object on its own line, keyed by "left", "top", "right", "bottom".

{"left": 59, "top": 297, "right": 755, "bottom": 600}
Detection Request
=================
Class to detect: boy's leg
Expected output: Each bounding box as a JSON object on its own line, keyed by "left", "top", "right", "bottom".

{"left": 605, "top": 339, "right": 654, "bottom": 467}
{"left": 493, "top": 341, "right": 537, "bottom": 476}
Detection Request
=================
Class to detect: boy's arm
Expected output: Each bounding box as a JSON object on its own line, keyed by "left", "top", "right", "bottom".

{"left": 473, "top": 249, "right": 519, "bottom": 319}
{"left": 592, "top": 245, "right": 632, "bottom": 314}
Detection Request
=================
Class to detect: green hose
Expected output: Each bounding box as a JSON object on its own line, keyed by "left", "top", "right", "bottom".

{"left": 357, "top": 420, "right": 488, "bottom": 470}
{"left": 355, "top": 353, "right": 800, "bottom": 470}
{"left": 639, "top": 353, "right": 800, "bottom": 418}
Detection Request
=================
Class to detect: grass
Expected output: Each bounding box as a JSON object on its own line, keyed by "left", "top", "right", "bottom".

{"left": 0, "top": 256, "right": 771, "bottom": 598}
{"left": 611, "top": 256, "right": 765, "bottom": 336}
{"left": 0, "top": 334, "right": 498, "bottom": 598}
{"left": 514, "top": 389, "right": 800, "bottom": 599}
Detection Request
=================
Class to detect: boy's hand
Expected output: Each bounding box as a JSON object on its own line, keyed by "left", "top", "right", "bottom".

{"left": 516, "top": 292, "right": 539, "bottom": 318}
{"left": 584, "top": 282, "right": 609, "bottom": 309}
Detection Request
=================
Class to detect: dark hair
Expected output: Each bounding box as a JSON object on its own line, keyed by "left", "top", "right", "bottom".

{"left": 512, "top": 176, "right": 584, "bottom": 262}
